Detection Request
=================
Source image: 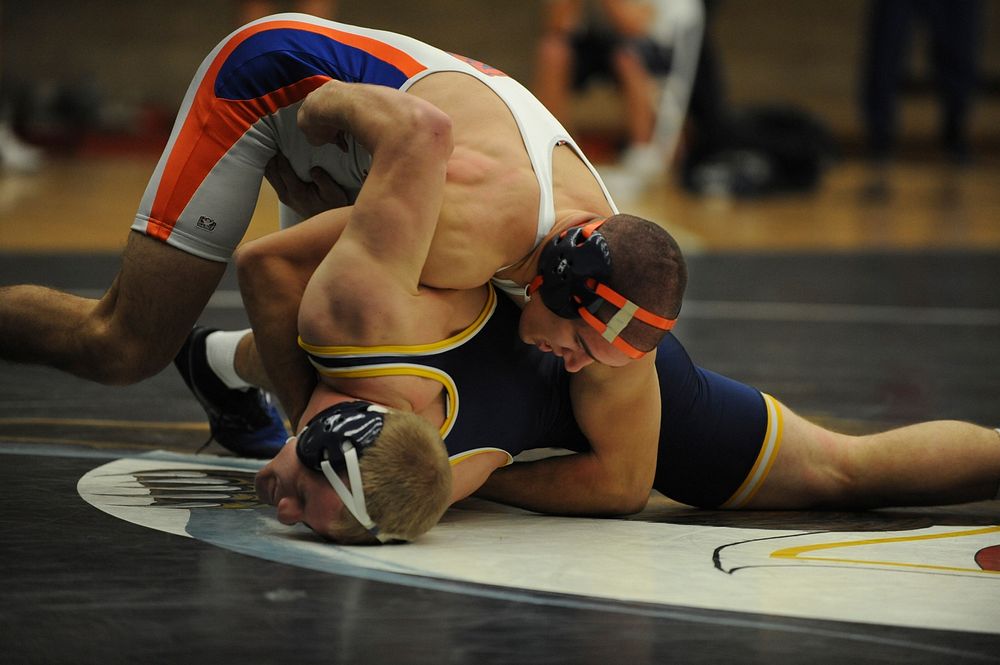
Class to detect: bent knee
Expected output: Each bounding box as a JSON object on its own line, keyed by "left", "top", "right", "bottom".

{"left": 234, "top": 240, "right": 268, "bottom": 286}
{"left": 80, "top": 318, "right": 178, "bottom": 385}
{"left": 618, "top": 491, "right": 651, "bottom": 515}
{"left": 235, "top": 239, "right": 306, "bottom": 297}
{"left": 810, "top": 434, "right": 867, "bottom": 506}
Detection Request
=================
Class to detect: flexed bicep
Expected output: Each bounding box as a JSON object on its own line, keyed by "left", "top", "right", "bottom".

{"left": 300, "top": 80, "right": 454, "bottom": 289}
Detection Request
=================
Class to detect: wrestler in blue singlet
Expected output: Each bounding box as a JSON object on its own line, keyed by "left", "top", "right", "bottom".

{"left": 301, "top": 286, "right": 783, "bottom": 509}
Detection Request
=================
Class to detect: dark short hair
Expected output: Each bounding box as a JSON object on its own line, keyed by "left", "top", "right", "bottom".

{"left": 596, "top": 214, "right": 687, "bottom": 352}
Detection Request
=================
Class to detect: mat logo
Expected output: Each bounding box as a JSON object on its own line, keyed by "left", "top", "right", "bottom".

{"left": 197, "top": 216, "right": 217, "bottom": 232}
{"left": 715, "top": 526, "right": 1000, "bottom": 578}
{"left": 83, "top": 466, "right": 262, "bottom": 510}
{"left": 131, "top": 468, "right": 261, "bottom": 510}
{"left": 976, "top": 544, "right": 1000, "bottom": 571}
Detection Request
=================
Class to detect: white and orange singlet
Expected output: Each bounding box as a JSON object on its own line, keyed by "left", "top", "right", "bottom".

{"left": 132, "top": 14, "right": 613, "bottom": 262}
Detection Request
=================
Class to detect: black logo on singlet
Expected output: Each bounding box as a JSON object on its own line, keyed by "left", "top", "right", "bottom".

{"left": 197, "top": 216, "right": 217, "bottom": 232}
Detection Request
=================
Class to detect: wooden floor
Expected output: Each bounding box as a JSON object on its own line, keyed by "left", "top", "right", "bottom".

{"left": 646, "top": 157, "right": 1000, "bottom": 253}
{"left": 2, "top": 150, "right": 999, "bottom": 254}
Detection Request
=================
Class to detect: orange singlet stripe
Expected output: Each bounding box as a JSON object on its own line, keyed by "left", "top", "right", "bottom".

{"left": 148, "top": 19, "right": 427, "bottom": 238}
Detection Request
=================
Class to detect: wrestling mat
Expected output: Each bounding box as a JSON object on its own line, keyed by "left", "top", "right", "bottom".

{"left": 75, "top": 449, "right": 999, "bottom": 636}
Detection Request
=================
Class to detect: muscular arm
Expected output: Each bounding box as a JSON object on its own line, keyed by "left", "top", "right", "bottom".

{"left": 449, "top": 451, "right": 511, "bottom": 505}
{"left": 475, "top": 356, "right": 661, "bottom": 515}
{"left": 239, "top": 80, "right": 452, "bottom": 427}
{"left": 295, "top": 80, "right": 454, "bottom": 344}
{"left": 236, "top": 207, "right": 351, "bottom": 427}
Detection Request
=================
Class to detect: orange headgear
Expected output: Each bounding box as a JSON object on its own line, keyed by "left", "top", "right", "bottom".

{"left": 526, "top": 219, "right": 675, "bottom": 359}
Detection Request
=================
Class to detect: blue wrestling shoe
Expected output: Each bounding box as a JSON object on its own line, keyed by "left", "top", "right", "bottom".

{"left": 173, "top": 326, "right": 287, "bottom": 458}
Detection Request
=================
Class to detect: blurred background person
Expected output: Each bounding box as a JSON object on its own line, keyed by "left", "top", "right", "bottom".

{"left": 0, "top": 0, "right": 43, "bottom": 173}
{"left": 861, "top": 0, "right": 985, "bottom": 166}
{"left": 533, "top": 0, "right": 704, "bottom": 201}
{"left": 238, "top": 0, "right": 337, "bottom": 23}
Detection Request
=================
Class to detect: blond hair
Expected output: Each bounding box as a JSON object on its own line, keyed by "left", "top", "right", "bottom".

{"left": 327, "top": 409, "right": 452, "bottom": 544}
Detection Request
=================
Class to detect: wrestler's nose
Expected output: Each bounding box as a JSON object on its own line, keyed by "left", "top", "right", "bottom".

{"left": 562, "top": 350, "right": 593, "bottom": 373}
{"left": 276, "top": 496, "right": 304, "bottom": 526}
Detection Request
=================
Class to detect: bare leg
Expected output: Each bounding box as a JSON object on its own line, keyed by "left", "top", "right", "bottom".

{"left": 611, "top": 47, "right": 656, "bottom": 146}
{"left": 0, "top": 232, "right": 226, "bottom": 384}
{"left": 749, "top": 402, "right": 1000, "bottom": 509}
{"left": 233, "top": 333, "right": 276, "bottom": 391}
{"left": 534, "top": 36, "right": 575, "bottom": 127}
{"left": 533, "top": 0, "right": 581, "bottom": 127}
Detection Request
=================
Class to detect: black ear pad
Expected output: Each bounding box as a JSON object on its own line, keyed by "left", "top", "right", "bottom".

{"left": 296, "top": 401, "right": 385, "bottom": 471}
{"left": 536, "top": 225, "right": 612, "bottom": 318}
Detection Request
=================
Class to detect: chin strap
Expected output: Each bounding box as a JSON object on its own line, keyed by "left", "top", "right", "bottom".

{"left": 319, "top": 445, "right": 402, "bottom": 544}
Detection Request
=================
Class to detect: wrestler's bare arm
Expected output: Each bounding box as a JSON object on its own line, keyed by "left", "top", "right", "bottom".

{"left": 449, "top": 452, "right": 511, "bottom": 505}
{"left": 475, "top": 355, "right": 661, "bottom": 515}
{"left": 236, "top": 207, "right": 353, "bottom": 426}
{"left": 238, "top": 81, "right": 452, "bottom": 426}
{"left": 295, "top": 81, "right": 453, "bottom": 345}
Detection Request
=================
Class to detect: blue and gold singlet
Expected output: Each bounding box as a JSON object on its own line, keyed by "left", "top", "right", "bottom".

{"left": 300, "top": 286, "right": 783, "bottom": 509}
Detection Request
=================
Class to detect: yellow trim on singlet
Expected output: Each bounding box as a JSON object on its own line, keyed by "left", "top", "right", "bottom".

{"left": 448, "top": 447, "right": 514, "bottom": 466}
{"left": 298, "top": 286, "right": 497, "bottom": 358}
{"left": 311, "top": 363, "right": 459, "bottom": 441}
{"left": 721, "top": 393, "right": 785, "bottom": 509}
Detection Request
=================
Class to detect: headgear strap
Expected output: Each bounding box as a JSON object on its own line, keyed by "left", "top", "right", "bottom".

{"left": 528, "top": 218, "right": 676, "bottom": 359}
{"left": 296, "top": 401, "right": 405, "bottom": 543}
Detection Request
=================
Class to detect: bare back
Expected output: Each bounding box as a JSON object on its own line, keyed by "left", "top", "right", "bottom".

{"left": 407, "top": 72, "right": 615, "bottom": 289}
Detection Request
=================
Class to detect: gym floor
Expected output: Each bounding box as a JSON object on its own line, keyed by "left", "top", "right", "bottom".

{"left": 1, "top": 148, "right": 999, "bottom": 664}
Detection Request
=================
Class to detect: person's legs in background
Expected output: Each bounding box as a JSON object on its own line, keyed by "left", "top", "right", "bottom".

{"left": 860, "top": 0, "right": 915, "bottom": 163}
{"left": 237, "top": 0, "right": 337, "bottom": 23}
{"left": 920, "top": 0, "right": 983, "bottom": 163}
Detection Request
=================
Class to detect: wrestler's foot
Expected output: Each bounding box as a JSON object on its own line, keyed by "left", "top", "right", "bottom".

{"left": 173, "top": 326, "right": 287, "bottom": 458}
